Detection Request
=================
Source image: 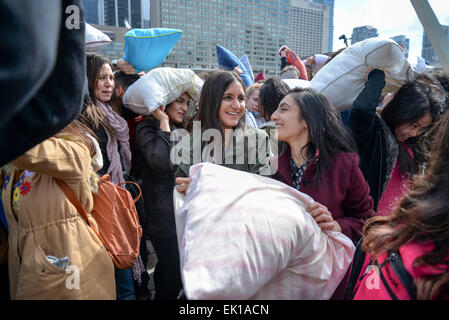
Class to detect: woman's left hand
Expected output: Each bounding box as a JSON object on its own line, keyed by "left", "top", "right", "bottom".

{"left": 233, "top": 66, "right": 243, "bottom": 75}
{"left": 307, "top": 202, "right": 342, "bottom": 232}
{"left": 175, "top": 177, "right": 191, "bottom": 195}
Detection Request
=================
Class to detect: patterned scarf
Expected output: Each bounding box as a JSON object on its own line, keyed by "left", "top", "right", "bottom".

{"left": 96, "top": 101, "right": 131, "bottom": 185}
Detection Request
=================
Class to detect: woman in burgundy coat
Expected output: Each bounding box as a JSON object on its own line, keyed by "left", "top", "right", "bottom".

{"left": 271, "top": 88, "right": 375, "bottom": 242}
{"left": 271, "top": 88, "right": 376, "bottom": 299}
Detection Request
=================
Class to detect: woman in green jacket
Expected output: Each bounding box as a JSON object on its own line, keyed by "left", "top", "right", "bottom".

{"left": 175, "top": 71, "right": 272, "bottom": 192}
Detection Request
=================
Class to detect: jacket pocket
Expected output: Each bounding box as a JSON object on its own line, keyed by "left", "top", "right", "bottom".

{"left": 33, "top": 245, "right": 68, "bottom": 275}
{"left": 15, "top": 245, "right": 73, "bottom": 299}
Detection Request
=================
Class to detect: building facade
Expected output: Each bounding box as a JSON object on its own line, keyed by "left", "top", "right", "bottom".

{"left": 351, "top": 25, "right": 378, "bottom": 45}
{"left": 85, "top": 24, "right": 130, "bottom": 61}
{"left": 150, "top": 0, "right": 292, "bottom": 76}
{"left": 83, "top": 0, "right": 150, "bottom": 28}
{"left": 422, "top": 25, "right": 449, "bottom": 66}
{"left": 311, "top": 0, "right": 334, "bottom": 52}
{"left": 83, "top": 0, "right": 151, "bottom": 61}
{"left": 83, "top": 0, "right": 332, "bottom": 76}
{"left": 83, "top": 0, "right": 100, "bottom": 24}
{"left": 289, "top": 0, "right": 331, "bottom": 58}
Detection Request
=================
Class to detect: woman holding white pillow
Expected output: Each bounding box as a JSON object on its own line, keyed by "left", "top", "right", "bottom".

{"left": 135, "top": 91, "right": 191, "bottom": 300}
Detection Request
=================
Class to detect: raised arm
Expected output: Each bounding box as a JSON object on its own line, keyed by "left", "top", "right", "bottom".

{"left": 349, "top": 69, "right": 386, "bottom": 143}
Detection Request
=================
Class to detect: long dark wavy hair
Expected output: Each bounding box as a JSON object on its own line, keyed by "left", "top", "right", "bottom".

{"left": 259, "top": 78, "right": 290, "bottom": 121}
{"left": 196, "top": 70, "right": 246, "bottom": 143}
{"left": 362, "top": 111, "right": 449, "bottom": 300}
{"left": 288, "top": 87, "right": 357, "bottom": 186}
{"left": 380, "top": 73, "right": 446, "bottom": 176}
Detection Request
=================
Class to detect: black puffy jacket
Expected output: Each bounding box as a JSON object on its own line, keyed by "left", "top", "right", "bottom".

{"left": 349, "top": 70, "right": 399, "bottom": 211}
{"left": 135, "top": 118, "right": 178, "bottom": 239}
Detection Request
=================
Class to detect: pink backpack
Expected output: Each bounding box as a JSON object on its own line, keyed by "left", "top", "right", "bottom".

{"left": 345, "top": 239, "right": 417, "bottom": 300}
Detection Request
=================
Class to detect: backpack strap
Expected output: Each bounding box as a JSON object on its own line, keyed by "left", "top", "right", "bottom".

{"left": 117, "top": 181, "right": 142, "bottom": 203}
{"left": 374, "top": 250, "right": 417, "bottom": 300}
{"left": 101, "top": 174, "right": 142, "bottom": 204}
{"left": 375, "top": 258, "right": 399, "bottom": 300}
{"left": 344, "top": 238, "right": 366, "bottom": 300}
{"left": 55, "top": 178, "right": 108, "bottom": 251}
{"left": 388, "top": 250, "right": 417, "bottom": 300}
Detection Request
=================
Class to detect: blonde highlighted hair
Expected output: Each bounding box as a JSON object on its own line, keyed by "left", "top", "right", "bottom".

{"left": 56, "top": 120, "right": 101, "bottom": 193}
{"left": 245, "top": 80, "right": 265, "bottom": 103}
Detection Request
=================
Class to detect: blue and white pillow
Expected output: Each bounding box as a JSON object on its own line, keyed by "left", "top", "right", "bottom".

{"left": 124, "top": 28, "right": 183, "bottom": 73}
{"left": 216, "top": 44, "right": 254, "bottom": 87}
{"left": 240, "top": 54, "right": 255, "bottom": 83}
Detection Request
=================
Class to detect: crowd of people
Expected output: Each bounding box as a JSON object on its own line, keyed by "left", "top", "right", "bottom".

{"left": 1, "top": 6, "right": 449, "bottom": 300}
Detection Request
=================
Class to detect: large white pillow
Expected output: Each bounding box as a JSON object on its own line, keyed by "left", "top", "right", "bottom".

{"left": 309, "top": 37, "right": 415, "bottom": 111}
{"left": 122, "top": 67, "right": 203, "bottom": 116}
{"left": 282, "top": 78, "right": 310, "bottom": 90}
{"left": 85, "top": 23, "right": 111, "bottom": 49}
{"left": 174, "top": 163, "right": 355, "bottom": 300}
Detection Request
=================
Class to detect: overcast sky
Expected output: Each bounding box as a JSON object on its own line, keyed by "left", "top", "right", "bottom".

{"left": 332, "top": 0, "right": 449, "bottom": 58}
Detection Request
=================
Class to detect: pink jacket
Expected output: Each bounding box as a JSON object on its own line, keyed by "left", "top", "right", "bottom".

{"left": 352, "top": 241, "right": 449, "bottom": 300}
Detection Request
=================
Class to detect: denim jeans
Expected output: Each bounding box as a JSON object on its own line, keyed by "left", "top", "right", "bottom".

{"left": 115, "top": 267, "right": 135, "bottom": 300}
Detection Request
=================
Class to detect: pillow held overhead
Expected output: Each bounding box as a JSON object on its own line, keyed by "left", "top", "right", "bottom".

{"left": 123, "top": 67, "right": 203, "bottom": 116}
{"left": 216, "top": 44, "right": 254, "bottom": 87}
{"left": 282, "top": 78, "right": 310, "bottom": 90}
{"left": 285, "top": 49, "right": 308, "bottom": 80}
{"left": 124, "top": 28, "right": 183, "bottom": 73}
{"left": 240, "top": 54, "right": 255, "bottom": 83}
{"left": 85, "top": 23, "right": 111, "bottom": 49}
{"left": 309, "top": 37, "right": 415, "bottom": 111}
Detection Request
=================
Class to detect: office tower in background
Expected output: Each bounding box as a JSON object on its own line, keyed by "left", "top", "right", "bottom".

{"left": 83, "top": 0, "right": 150, "bottom": 28}
{"left": 289, "top": 0, "right": 331, "bottom": 58}
{"left": 150, "top": 0, "right": 292, "bottom": 76}
{"left": 312, "top": 0, "right": 334, "bottom": 52}
{"left": 351, "top": 25, "right": 378, "bottom": 45}
{"left": 422, "top": 25, "right": 449, "bottom": 66}
{"left": 84, "top": 0, "right": 333, "bottom": 75}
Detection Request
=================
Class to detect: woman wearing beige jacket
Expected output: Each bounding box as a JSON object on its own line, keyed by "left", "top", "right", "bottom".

{"left": 1, "top": 120, "right": 115, "bottom": 300}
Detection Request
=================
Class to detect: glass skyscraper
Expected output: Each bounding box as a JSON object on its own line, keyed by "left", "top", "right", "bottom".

{"left": 422, "top": 25, "right": 449, "bottom": 65}
{"left": 351, "top": 25, "right": 379, "bottom": 45}
{"left": 311, "top": 0, "right": 334, "bottom": 52}
{"left": 82, "top": 0, "right": 100, "bottom": 24}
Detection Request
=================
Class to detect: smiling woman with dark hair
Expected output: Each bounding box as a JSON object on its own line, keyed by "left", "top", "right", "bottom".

{"left": 271, "top": 87, "right": 375, "bottom": 242}
{"left": 270, "top": 87, "right": 376, "bottom": 299}
{"left": 175, "top": 71, "right": 271, "bottom": 181}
